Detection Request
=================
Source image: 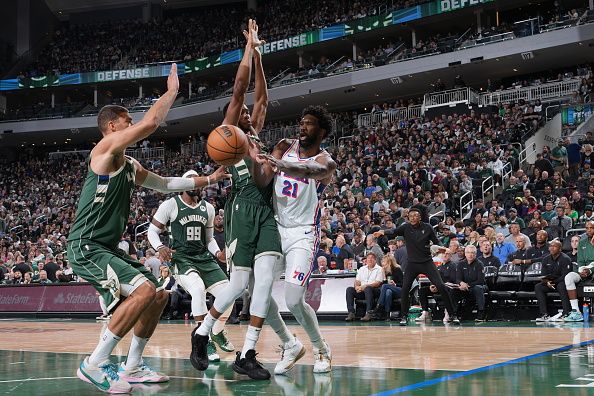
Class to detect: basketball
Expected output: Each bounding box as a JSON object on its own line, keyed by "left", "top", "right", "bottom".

{"left": 206, "top": 124, "right": 248, "bottom": 166}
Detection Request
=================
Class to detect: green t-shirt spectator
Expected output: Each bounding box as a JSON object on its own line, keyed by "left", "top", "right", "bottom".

{"left": 551, "top": 145, "right": 567, "bottom": 167}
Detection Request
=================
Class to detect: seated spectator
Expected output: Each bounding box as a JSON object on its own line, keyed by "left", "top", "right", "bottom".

{"left": 452, "top": 245, "right": 487, "bottom": 322}
{"left": 505, "top": 223, "right": 532, "bottom": 248}
{"left": 372, "top": 255, "right": 404, "bottom": 321}
{"left": 363, "top": 234, "right": 384, "bottom": 266}
{"left": 478, "top": 240, "right": 501, "bottom": 268}
{"left": 507, "top": 209, "right": 525, "bottom": 229}
{"left": 563, "top": 221, "right": 594, "bottom": 322}
{"left": 345, "top": 252, "right": 385, "bottom": 322}
{"left": 448, "top": 239, "right": 464, "bottom": 264}
{"left": 579, "top": 205, "right": 594, "bottom": 223}
{"left": 22, "top": 272, "right": 33, "bottom": 284}
{"left": 313, "top": 256, "right": 328, "bottom": 275}
{"left": 517, "top": 230, "right": 549, "bottom": 266}
{"left": 332, "top": 235, "right": 355, "bottom": 270}
{"left": 567, "top": 235, "right": 580, "bottom": 262}
{"left": 416, "top": 248, "right": 459, "bottom": 323}
{"left": 549, "top": 206, "right": 573, "bottom": 235}
{"left": 534, "top": 240, "right": 573, "bottom": 322}
{"left": 37, "top": 269, "right": 52, "bottom": 284}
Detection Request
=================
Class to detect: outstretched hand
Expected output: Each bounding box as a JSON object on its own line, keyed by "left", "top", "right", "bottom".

{"left": 256, "top": 154, "right": 280, "bottom": 172}
{"left": 210, "top": 166, "right": 232, "bottom": 182}
{"left": 167, "top": 63, "right": 179, "bottom": 93}
{"left": 243, "top": 19, "right": 265, "bottom": 49}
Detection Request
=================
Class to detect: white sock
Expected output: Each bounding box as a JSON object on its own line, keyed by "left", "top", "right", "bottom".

{"left": 124, "top": 334, "right": 150, "bottom": 370}
{"left": 89, "top": 328, "right": 122, "bottom": 366}
{"left": 570, "top": 299, "right": 579, "bottom": 311}
{"left": 212, "top": 304, "right": 233, "bottom": 335}
{"left": 99, "top": 296, "right": 108, "bottom": 315}
{"left": 196, "top": 314, "right": 216, "bottom": 336}
{"left": 241, "top": 325, "right": 262, "bottom": 358}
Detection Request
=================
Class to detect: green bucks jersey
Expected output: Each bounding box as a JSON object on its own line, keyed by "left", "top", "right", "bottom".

{"left": 229, "top": 158, "right": 272, "bottom": 204}
{"left": 169, "top": 196, "right": 213, "bottom": 254}
{"left": 68, "top": 156, "right": 136, "bottom": 249}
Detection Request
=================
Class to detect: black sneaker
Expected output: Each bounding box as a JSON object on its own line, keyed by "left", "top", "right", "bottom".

{"left": 190, "top": 327, "right": 210, "bottom": 371}
{"left": 475, "top": 311, "right": 486, "bottom": 322}
{"left": 452, "top": 316, "right": 461, "bottom": 325}
{"left": 232, "top": 350, "right": 271, "bottom": 380}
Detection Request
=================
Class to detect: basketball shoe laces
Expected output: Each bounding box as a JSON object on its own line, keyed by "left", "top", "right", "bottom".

{"left": 102, "top": 363, "right": 120, "bottom": 381}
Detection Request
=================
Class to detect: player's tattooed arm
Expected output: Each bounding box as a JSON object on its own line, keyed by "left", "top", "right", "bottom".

{"left": 251, "top": 138, "right": 291, "bottom": 187}
{"left": 257, "top": 151, "right": 336, "bottom": 182}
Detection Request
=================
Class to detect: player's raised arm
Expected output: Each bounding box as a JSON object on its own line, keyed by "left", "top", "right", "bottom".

{"left": 96, "top": 63, "right": 179, "bottom": 156}
{"left": 250, "top": 24, "right": 268, "bottom": 135}
{"left": 222, "top": 19, "right": 259, "bottom": 126}
{"left": 133, "top": 159, "right": 230, "bottom": 192}
{"left": 251, "top": 139, "right": 291, "bottom": 188}
{"left": 258, "top": 152, "right": 336, "bottom": 183}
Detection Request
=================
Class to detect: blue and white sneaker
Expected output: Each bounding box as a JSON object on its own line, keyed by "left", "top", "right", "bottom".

{"left": 77, "top": 357, "right": 131, "bottom": 394}
{"left": 564, "top": 310, "right": 584, "bottom": 322}
{"left": 118, "top": 361, "right": 169, "bottom": 383}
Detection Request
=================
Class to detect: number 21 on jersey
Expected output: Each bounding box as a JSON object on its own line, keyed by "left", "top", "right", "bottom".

{"left": 282, "top": 180, "right": 299, "bottom": 198}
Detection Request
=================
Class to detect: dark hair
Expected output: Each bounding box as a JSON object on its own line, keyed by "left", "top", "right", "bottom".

{"left": 97, "top": 105, "right": 128, "bottom": 133}
{"left": 302, "top": 105, "right": 332, "bottom": 138}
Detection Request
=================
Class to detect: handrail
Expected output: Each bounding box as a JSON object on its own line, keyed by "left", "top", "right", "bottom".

{"left": 481, "top": 176, "right": 494, "bottom": 202}
{"left": 269, "top": 67, "right": 290, "bottom": 84}
{"left": 566, "top": 228, "right": 586, "bottom": 237}
{"left": 459, "top": 191, "right": 473, "bottom": 221}
{"left": 455, "top": 27, "right": 472, "bottom": 44}
{"left": 9, "top": 225, "right": 23, "bottom": 235}
{"left": 125, "top": 147, "right": 165, "bottom": 161}
{"left": 500, "top": 162, "right": 513, "bottom": 190}
{"left": 428, "top": 210, "right": 444, "bottom": 223}
{"left": 134, "top": 221, "right": 150, "bottom": 242}
{"left": 545, "top": 104, "right": 561, "bottom": 121}
{"left": 326, "top": 56, "right": 346, "bottom": 71}
{"left": 479, "top": 78, "right": 581, "bottom": 106}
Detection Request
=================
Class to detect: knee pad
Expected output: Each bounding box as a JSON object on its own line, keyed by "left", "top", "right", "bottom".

{"left": 285, "top": 283, "right": 306, "bottom": 312}
{"left": 212, "top": 268, "right": 251, "bottom": 313}
{"left": 249, "top": 255, "right": 279, "bottom": 318}
{"left": 177, "top": 272, "right": 207, "bottom": 316}
{"left": 565, "top": 272, "right": 581, "bottom": 290}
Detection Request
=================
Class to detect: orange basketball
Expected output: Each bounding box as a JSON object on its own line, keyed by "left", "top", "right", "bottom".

{"left": 206, "top": 124, "right": 248, "bottom": 166}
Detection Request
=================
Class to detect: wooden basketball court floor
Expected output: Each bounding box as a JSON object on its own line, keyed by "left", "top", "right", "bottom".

{"left": 1, "top": 319, "right": 594, "bottom": 395}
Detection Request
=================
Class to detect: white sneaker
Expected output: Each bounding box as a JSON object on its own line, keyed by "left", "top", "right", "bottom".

{"left": 549, "top": 312, "right": 565, "bottom": 322}
{"left": 274, "top": 336, "right": 306, "bottom": 375}
{"left": 118, "top": 361, "right": 169, "bottom": 383}
{"left": 96, "top": 314, "right": 112, "bottom": 321}
{"left": 77, "top": 357, "right": 131, "bottom": 394}
{"left": 313, "top": 341, "right": 332, "bottom": 374}
{"left": 415, "top": 311, "right": 431, "bottom": 322}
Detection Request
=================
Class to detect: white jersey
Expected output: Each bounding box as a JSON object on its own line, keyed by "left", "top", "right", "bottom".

{"left": 273, "top": 140, "right": 328, "bottom": 228}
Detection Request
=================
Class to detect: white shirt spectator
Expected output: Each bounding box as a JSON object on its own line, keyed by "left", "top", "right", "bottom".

{"left": 356, "top": 263, "right": 385, "bottom": 287}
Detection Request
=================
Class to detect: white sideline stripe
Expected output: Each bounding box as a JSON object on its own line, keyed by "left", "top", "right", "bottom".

{"left": 169, "top": 375, "right": 237, "bottom": 382}
{"left": 0, "top": 376, "right": 77, "bottom": 383}
{"left": 0, "top": 375, "right": 236, "bottom": 384}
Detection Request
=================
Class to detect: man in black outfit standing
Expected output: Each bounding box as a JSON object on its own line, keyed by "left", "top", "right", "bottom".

{"left": 375, "top": 207, "right": 458, "bottom": 325}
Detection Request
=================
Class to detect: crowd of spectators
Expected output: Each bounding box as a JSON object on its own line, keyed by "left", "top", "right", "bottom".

{"left": 19, "top": 0, "right": 427, "bottom": 78}
{"left": 1, "top": 81, "right": 594, "bottom": 323}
